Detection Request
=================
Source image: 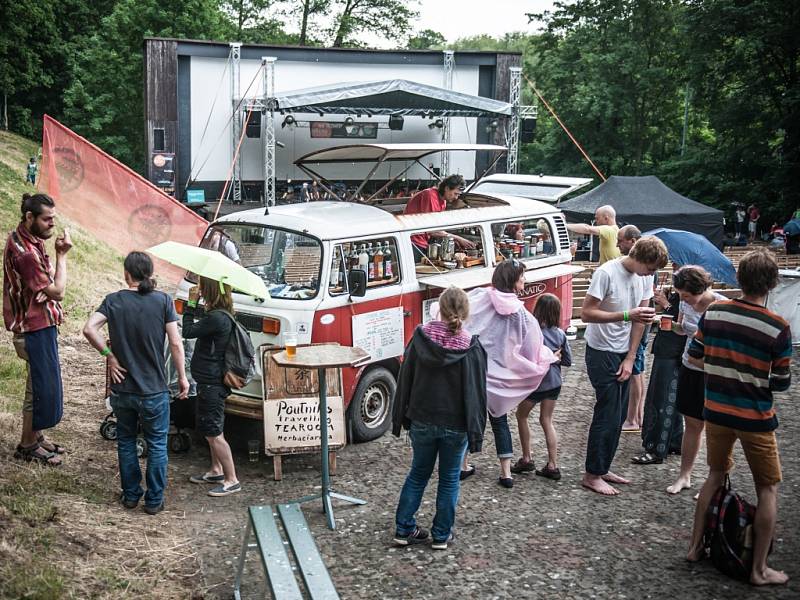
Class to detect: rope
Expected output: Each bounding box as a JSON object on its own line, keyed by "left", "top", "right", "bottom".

{"left": 522, "top": 73, "right": 606, "bottom": 182}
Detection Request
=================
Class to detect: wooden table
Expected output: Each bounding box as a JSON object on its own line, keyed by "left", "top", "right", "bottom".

{"left": 272, "top": 345, "right": 370, "bottom": 530}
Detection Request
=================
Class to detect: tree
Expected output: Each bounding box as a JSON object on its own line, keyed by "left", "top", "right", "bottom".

{"left": 285, "top": 0, "right": 331, "bottom": 46}
{"left": 329, "top": 0, "right": 418, "bottom": 48}
{"left": 222, "top": 0, "right": 274, "bottom": 38}
{"left": 407, "top": 29, "right": 445, "bottom": 50}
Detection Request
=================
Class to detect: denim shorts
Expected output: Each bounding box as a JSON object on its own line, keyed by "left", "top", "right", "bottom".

{"left": 632, "top": 335, "right": 648, "bottom": 375}
{"left": 196, "top": 384, "right": 228, "bottom": 437}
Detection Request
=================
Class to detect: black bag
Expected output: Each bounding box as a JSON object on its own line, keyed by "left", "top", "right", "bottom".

{"left": 704, "top": 475, "right": 770, "bottom": 580}
{"left": 210, "top": 310, "right": 256, "bottom": 389}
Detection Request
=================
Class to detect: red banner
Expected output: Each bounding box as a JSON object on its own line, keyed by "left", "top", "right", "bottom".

{"left": 39, "top": 115, "right": 207, "bottom": 283}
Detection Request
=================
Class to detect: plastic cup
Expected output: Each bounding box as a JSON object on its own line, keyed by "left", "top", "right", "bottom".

{"left": 248, "top": 439, "right": 259, "bottom": 462}
{"left": 660, "top": 314, "right": 674, "bottom": 331}
{"left": 284, "top": 331, "right": 298, "bottom": 357}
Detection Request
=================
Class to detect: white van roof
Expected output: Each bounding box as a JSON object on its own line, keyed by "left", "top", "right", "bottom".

{"left": 217, "top": 195, "right": 561, "bottom": 241}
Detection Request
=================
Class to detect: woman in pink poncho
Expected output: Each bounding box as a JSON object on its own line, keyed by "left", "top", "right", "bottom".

{"left": 460, "top": 259, "right": 558, "bottom": 488}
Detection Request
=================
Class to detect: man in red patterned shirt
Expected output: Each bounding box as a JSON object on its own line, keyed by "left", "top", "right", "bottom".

{"left": 4, "top": 193, "right": 72, "bottom": 466}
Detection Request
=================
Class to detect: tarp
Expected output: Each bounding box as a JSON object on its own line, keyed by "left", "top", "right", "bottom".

{"left": 558, "top": 175, "right": 725, "bottom": 248}
{"left": 275, "top": 79, "right": 513, "bottom": 117}
{"left": 769, "top": 270, "right": 800, "bottom": 345}
{"left": 39, "top": 115, "right": 207, "bottom": 283}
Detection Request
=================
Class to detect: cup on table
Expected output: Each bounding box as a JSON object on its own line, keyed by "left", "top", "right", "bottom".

{"left": 284, "top": 331, "right": 298, "bottom": 357}
{"left": 660, "top": 314, "right": 674, "bottom": 331}
{"left": 248, "top": 439, "right": 260, "bottom": 462}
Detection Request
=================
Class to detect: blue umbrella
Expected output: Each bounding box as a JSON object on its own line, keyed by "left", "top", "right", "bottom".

{"left": 783, "top": 218, "right": 800, "bottom": 237}
{"left": 643, "top": 228, "right": 738, "bottom": 286}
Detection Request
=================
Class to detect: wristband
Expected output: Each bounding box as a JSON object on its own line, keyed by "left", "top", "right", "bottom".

{"left": 100, "top": 347, "right": 111, "bottom": 357}
{"left": 623, "top": 310, "right": 630, "bottom": 322}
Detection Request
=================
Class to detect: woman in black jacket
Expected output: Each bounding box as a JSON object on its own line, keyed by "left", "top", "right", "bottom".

{"left": 392, "top": 286, "right": 487, "bottom": 550}
{"left": 183, "top": 277, "right": 241, "bottom": 497}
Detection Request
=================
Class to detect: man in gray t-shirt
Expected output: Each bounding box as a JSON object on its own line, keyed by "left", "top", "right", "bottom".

{"left": 580, "top": 237, "right": 668, "bottom": 496}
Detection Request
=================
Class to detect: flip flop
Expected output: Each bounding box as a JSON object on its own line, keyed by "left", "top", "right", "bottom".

{"left": 622, "top": 427, "right": 641, "bottom": 433}
{"left": 631, "top": 452, "right": 663, "bottom": 465}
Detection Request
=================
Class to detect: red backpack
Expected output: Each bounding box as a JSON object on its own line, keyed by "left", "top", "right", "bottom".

{"left": 703, "top": 476, "right": 771, "bottom": 580}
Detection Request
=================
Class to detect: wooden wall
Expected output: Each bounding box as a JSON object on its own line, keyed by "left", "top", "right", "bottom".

{"left": 143, "top": 40, "right": 179, "bottom": 191}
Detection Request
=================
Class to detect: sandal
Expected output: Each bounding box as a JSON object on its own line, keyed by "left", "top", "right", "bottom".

{"left": 510, "top": 458, "right": 535, "bottom": 474}
{"left": 37, "top": 435, "right": 66, "bottom": 454}
{"left": 535, "top": 465, "right": 562, "bottom": 480}
{"left": 14, "top": 443, "right": 62, "bottom": 466}
{"left": 631, "top": 452, "right": 663, "bottom": 465}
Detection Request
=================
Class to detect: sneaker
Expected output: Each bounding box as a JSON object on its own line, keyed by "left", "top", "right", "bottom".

{"left": 431, "top": 533, "right": 454, "bottom": 550}
{"left": 208, "top": 482, "right": 242, "bottom": 497}
{"left": 393, "top": 526, "right": 429, "bottom": 546}
{"left": 143, "top": 502, "right": 164, "bottom": 515}
{"left": 510, "top": 458, "right": 535, "bottom": 474}
{"left": 189, "top": 473, "right": 225, "bottom": 484}
{"left": 120, "top": 494, "right": 139, "bottom": 509}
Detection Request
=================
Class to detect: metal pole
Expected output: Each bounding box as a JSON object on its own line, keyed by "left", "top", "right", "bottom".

{"left": 508, "top": 66, "right": 522, "bottom": 174}
{"left": 318, "top": 367, "right": 335, "bottom": 530}
{"left": 230, "top": 43, "right": 242, "bottom": 204}
{"left": 262, "top": 57, "right": 277, "bottom": 207}
{"left": 441, "top": 51, "right": 455, "bottom": 176}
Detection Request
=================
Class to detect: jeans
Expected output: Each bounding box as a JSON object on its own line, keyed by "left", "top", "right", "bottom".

{"left": 584, "top": 346, "right": 630, "bottom": 476}
{"left": 395, "top": 421, "right": 467, "bottom": 542}
{"left": 489, "top": 413, "right": 514, "bottom": 459}
{"left": 111, "top": 391, "right": 170, "bottom": 508}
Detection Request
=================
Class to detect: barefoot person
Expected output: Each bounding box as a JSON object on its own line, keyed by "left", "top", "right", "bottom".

{"left": 511, "top": 293, "right": 572, "bottom": 480}
{"left": 183, "top": 277, "right": 241, "bottom": 497}
{"left": 392, "top": 287, "right": 487, "bottom": 550}
{"left": 580, "top": 236, "right": 668, "bottom": 495}
{"left": 83, "top": 252, "right": 189, "bottom": 514}
{"left": 4, "top": 193, "right": 72, "bottom": 466}
{"left": 665, "top": 266, "right": 727, "bottom": 495}
{"left": 462, "top": 259, "right": 557, "bottom": 488}
{"left": 685, "top": 250, "right": 791, "bottom": 585}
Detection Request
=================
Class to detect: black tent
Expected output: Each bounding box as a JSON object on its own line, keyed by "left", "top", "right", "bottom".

{"left": 558, "top": 175, "right": 725, "bottom": 248}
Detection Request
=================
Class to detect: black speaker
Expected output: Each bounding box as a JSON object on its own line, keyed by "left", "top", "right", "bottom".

{"left": 388, "top": 115, "right": 404, "bottom": 131}
{"left": 246, "top": 111, "right": 261, "bottom": 138}
{"left": 520, "top": 117, "right": 536, "bottom": 143}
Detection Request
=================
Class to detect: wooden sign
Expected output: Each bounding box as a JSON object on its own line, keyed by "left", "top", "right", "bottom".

{"left": 261, "top": 346, "right": 346, "bottom": 479}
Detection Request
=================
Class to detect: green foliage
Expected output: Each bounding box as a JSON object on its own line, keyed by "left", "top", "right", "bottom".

{"left": 407, "top": 29, "right": 446, "bottom": 50}
{"left": 329, "top": 0, "right": 419, "bottom": 48}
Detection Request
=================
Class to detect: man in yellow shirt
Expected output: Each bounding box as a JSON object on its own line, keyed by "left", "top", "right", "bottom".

{"left": 567, "top": 205, "right": 621, "bottom": 264}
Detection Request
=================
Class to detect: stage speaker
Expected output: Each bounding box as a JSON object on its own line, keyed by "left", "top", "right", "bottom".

{"left": 389, "top": 115, "right": 404, "bottom": 131}
{"left": 246, "top": 111, "right": 262, "bottom": 138}
{"left": 520, "top": 118, "right": 536, "bottom": 143}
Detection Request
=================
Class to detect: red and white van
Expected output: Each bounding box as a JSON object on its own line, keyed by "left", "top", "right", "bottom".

{"left": 174, "top": 145, "right": 590, "bottom": 442}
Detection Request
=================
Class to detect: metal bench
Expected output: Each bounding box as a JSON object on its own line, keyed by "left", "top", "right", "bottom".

{"left": 233, "top": 504, "right": 339, "bottom": 600}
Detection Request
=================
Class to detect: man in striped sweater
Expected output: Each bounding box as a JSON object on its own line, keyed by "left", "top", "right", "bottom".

{"left": 685, "top": 250, "right": 792, "bottom": 585}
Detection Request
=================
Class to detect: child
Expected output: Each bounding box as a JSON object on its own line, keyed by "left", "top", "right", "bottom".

{"left": 391, "top": 286, "right": 487, "bottom": 550}
{"left": 511, "top": 293, "right": 572, "bottom": 480}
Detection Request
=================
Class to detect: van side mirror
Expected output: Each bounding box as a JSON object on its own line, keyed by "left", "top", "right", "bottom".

{"left": 347, "top": 269, "right": 367, "bottom": 298}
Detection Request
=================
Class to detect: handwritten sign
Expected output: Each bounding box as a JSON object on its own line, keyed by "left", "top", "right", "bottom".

{"left": 351, "top": 306, "right": 404, "bottom": 363}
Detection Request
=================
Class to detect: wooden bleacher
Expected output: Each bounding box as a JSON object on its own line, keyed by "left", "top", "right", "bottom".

{"left": 568, "top": 244, "right": 800, "bottom": 334}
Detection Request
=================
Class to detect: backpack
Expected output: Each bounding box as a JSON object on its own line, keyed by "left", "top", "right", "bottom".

{"left": 210, "top": 310, "right": 256, "bottom": 389}
{"left": 703, "top": 475, "right": 771, "bottom": 580}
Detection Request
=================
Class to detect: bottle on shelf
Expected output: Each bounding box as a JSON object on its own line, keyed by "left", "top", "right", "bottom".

{"left": 367, "top": 242, "right": 376, "bottom": 281}
{"left": 329, "top": 251, "right": 341, "bottom": 286}
{"left": 383, "top": 241, "right": 393, "bottom": 279}
{"left": 374, "top": 242, "right": 384, "bottom": 280}
{"left": 358, "top": 244, "right": 369, "bottom": 274}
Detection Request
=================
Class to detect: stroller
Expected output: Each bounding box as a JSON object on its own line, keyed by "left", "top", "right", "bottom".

{"left": 99, "top": 340, "right": 196, "bottom": 456}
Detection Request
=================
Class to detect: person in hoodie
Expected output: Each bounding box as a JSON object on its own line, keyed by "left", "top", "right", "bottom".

{"left": 392, "top": 286, "right": 487, "bottom": 550}
{"left": 461, "top": 259, "right": 558, "bottom": 488}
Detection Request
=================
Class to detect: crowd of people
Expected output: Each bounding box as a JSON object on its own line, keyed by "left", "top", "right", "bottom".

{"left": 2, "top": 191, "right": 792, "bottom": 585}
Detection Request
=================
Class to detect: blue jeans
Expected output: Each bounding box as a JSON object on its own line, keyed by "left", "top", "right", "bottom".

{"left": 111, "top": 391, "right": 170, "bottom": 508}
{"left": 395, "top": 421, "right": 467, "bottom": 542}
{"left": 584, "top": 347, "right": 630, "bottom": 476}
{"left": 489, "top": 413, "right": 514, "bottom": 459}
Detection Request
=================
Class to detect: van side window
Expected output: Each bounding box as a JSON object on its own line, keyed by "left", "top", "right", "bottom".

{"left": 412, "top": 226, "right": 485, "bottom": 274}
{"left": 329, "top": 238, "right": 401, "bottom": 295}
{"left": 490, "top": 218, "right": 558, "bottom": 261}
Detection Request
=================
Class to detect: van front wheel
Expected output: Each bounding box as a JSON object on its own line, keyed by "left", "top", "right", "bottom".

{"left": 348, "top": 367, "right": 395, "bottom": 443}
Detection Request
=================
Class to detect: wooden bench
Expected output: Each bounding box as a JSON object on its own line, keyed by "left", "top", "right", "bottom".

{"left": 234, "top": 504, "right": 339, "bottom": 600}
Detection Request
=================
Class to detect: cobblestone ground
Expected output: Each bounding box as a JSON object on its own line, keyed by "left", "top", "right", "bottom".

{"left": 172, "top": 340, "right": 799, "bottom": 599}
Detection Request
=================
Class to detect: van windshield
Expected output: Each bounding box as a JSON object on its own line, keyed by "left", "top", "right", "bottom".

{"left": 194, "top": 224, "right": 322, "bottom": 300}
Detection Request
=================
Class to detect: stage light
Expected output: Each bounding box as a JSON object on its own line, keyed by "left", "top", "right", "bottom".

{"left": 343, "top": 116, "right": 355, "bottom": 134}
{"left": 281, "top": 115, "right": 296, "bottom": 129}
{"left": 428, "top": 118, "right": 444, "bottom": 130}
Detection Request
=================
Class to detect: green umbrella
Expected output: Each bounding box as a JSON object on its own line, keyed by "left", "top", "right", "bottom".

{"left": 147, "top": 241, "right": 269, "bottom": 299}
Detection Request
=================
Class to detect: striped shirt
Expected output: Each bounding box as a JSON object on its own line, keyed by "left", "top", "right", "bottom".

{"left": 3, "top": 224, "right": 63, "bottom": 333}
{"left": 421, "top": 320, "right": 472, "bottom": 350}
{"left": 688, "top": 299, "right": 792, "bottom": 432}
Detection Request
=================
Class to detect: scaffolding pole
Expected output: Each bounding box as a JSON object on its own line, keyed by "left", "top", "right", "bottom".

{"left": 262, "top": 57, "right": 277, "bottom": 207}
{"left": 230, "top": 43, "right": 242, "bottom": 204}
{"left": 441, "top": 51, "right": 455, "bottom": 176}
{"left": 507, "top": 66, "right": 522, "bottom": 174}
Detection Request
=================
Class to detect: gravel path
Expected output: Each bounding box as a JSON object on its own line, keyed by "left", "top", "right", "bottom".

{"left": 167, "top": 339, "right": 799, "bottom": 599}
